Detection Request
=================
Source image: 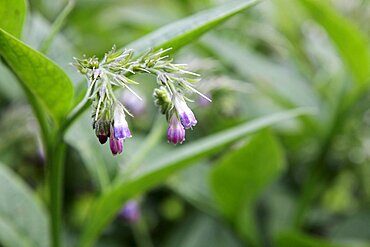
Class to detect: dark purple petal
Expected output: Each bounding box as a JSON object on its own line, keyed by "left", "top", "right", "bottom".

{"left": 95, "top": 119, "right": 110, "bottom": 144}
{"left": 98, "top": 134, "right": 108, "bottom": 144}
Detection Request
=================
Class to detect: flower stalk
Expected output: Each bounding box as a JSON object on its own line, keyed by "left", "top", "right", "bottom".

{"left": 73, "top": 46, "right": 210, "bottom": 155}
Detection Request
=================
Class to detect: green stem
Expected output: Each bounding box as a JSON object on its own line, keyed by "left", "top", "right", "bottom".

{"left": 39, "top": 0, "right": 75, "bottom": 54}
{"left": 61, "top": 97, "right": 90, "bottom": 133}
{"left": 48, "top": 133, "right": 67, "bottom": 247}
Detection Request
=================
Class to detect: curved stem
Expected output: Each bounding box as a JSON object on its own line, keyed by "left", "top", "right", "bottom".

{"left": 60, "top": 97, "right": 90, "bottom": 133}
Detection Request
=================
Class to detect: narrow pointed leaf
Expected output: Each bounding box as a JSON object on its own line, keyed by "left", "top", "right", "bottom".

{"left": 127, "top": 0, "right": 260, "bottom": 54}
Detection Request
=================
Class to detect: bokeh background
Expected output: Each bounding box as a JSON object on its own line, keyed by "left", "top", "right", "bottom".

{"left": 1, "top": 0, "right": 370, "bottom": 246}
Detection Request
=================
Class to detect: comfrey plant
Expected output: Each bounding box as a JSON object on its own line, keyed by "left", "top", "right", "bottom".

{"left": 73, "top": 47, "right": 211, "bottom": 155}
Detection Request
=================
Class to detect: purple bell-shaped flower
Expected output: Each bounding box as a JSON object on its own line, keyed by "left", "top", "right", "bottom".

{"left": 167, "top": 114, "right": 185, "bottom": 144}
{"left": 109, "top": 130, "right": 123, "bottom": 155}
{"left": 174, "top": 96, "right": 197, "bottom": 129}
{"left": 113, "top": 105, "right": 132, "bottom": 140}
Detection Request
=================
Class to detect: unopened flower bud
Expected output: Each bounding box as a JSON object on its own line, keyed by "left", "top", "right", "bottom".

{"left": 95, "top": 119, "right": 110, "bottom": 144}
{"left": 109, "top": 131, "right": 123, "bottom": 155}
{"left": 167, "top": 114, "right": 185, "bottom": 144}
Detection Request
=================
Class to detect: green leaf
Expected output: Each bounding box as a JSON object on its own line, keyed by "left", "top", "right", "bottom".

{"left": 0, "top": 0, "right": 26, "bottom": 38}
{"left": 0, "top": 164, "right": 50, "bottom": 247}
{"left": 210, "top": 130, "right": 284, "bottom": 218}
{"left": 126, "top": 0, "right": 260, "bottom": 54}
{"left": 165, "top": 213, "right": 244, "bottom": 247}
{"left": 210, "top": 130, "right": 284, "bottom": 245}
{"left": 276, "top": 231, "right": 344, "bottom": 247}
{"left": 77, "top": 108, "right": 312, "bottom": 247}
{"left": 0, "top": 29, "right": 74, "bottom": 122}
{"left": 299, "top": 0, "right": 370, "bottom": 86}
{"left": 167, "top": 162, "right": 218, "bottom": 215}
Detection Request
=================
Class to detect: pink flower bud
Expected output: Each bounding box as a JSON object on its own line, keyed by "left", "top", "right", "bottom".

{"left": 109, "top": 131, "right": 123, "bottom": 155}
{"left": 167, "top": 114, "right": 185, "bottom": 144}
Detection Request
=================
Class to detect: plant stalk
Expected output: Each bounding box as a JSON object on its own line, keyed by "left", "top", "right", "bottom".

{"left": 48, "top": 134, "right": 67, "bottom": 247}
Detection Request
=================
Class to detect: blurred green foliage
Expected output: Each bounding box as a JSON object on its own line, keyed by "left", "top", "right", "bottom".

{"left": 0, "top": 0, "right": 370, "bottom": 247}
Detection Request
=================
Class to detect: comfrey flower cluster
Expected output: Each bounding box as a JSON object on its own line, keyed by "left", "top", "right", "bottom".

{"left": 73, "top": 46, "right": 210, "bottom": 155}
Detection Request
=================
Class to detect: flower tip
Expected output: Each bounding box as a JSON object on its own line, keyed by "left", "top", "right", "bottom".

{"left": 98, "top": 134, "right": 108, "bottom": 144}
{"left": 114, "top": 126, "right": 132, "bottom": 140}
{"left": 167, "top": 115, "right": 185, "bottom": 145}
{"left": 109, "top": 134, "right": 124, "bottom": 155}
{"left": 179, "top": 113, "right": 197, "bottom": 129}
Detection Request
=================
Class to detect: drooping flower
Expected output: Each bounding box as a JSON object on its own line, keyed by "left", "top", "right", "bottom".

{"left": 167, "top": 114, "right": 185, "bottom": 144}
{"left": 174, "top": 96, "right": 197, "bottom": 129}
{"left": 113, "top": 105, "right": 132, "bottom": 140}
{"left": 94, "top": 119, "right": 110, "bottom": 144}
{"left": 109, "top": 130, "right": 123, "bottom": 155}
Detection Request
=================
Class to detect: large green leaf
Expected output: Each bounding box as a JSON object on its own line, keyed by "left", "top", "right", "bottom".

{"left": 210, "top": 130, "right": 284, "bottom": 245}
{"left": 0, "top": 29, "right": 74, "bottom": 122}
{"left": 0, "top": 0, "right": 26, "bottom": 38}
{"left": 126, "top": 0, "right": 260, "bottom": 54}
{"left": 299, "top": 0, "right": 370, "bottom": 87}
{"left": 0, "top": 164, "right": 50, "bottom": 247}
{"left": 77, "top": 108, "right": 311, "bottom": 247}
